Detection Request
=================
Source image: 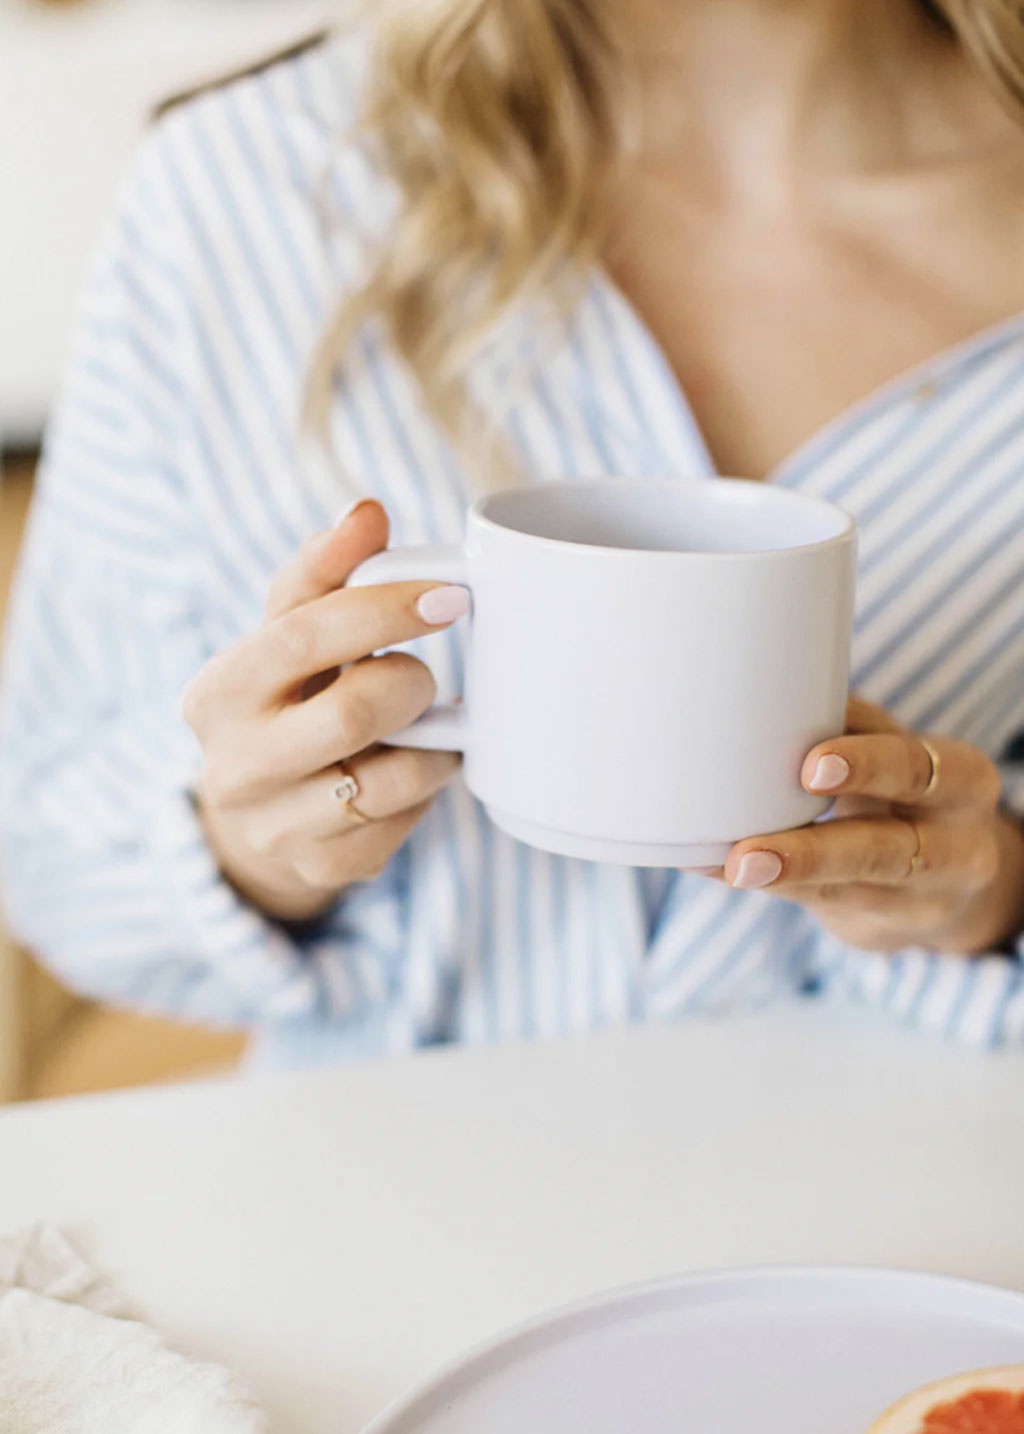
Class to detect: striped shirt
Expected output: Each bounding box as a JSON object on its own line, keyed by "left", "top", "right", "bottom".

{"left": 2, "top": 31, "right": 1023, "bottom": 1070}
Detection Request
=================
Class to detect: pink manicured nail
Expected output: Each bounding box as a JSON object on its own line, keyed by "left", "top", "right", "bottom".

{"left": 732, "top": 851, "right": 783, "bottom": 890}
{"left": 337, "top": 498, "right": 372, "bottom": 526}
{"left": 417, "top": 585, "right": 471, "bottom": 625}
{"left": 808, "top": 754, "right": 850, "bottom": 792}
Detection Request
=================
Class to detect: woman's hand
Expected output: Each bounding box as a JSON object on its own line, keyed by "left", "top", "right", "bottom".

{"left": 183, "top": 501, "right": 465, "bottom": 922}
{"left": 719, "top": 697, "right": 1024, "bottom": 954}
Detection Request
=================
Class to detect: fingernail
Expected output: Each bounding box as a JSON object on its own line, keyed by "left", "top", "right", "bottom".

{"left": 337, "top": 498, "right": 372, "bottom": 526}
{"left": 808, "top": 754, "right": 850, "bottom": 792}
{"left": 416, "top": 585, "right": 471, "bottom": 625}
{"left": 732, "top": 851, "right": 783, "bottom": 890}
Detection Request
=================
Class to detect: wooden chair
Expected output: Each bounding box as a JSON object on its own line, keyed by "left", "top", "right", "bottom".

{"left": 0, "top": 933, "right": 26, "bottom": 1102}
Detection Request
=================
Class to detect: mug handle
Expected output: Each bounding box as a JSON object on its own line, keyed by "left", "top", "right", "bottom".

{"left": 347, "top": 544, "right": 470, "bottom": 752}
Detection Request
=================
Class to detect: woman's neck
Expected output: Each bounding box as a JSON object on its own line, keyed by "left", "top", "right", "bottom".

{"left": 610, "top": 0, "right": 998, "bottom": 203}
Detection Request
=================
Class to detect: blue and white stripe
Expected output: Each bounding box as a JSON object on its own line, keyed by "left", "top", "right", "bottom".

{"left": 1, "top": 30, "right": 1023, "bottom": 1068}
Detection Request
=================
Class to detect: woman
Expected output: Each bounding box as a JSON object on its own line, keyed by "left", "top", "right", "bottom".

{"left": 2, "top": 0, "right": 1023, "bottom": 1068}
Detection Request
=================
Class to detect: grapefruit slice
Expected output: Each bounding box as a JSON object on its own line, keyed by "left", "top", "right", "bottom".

{"left": 869, "top": 1366, "right": 1024, "bottom": 1434}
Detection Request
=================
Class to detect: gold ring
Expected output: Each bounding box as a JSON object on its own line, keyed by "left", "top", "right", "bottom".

{"left": 906, "top": 818, "right": 924, "bottom": 879}
{"left": 333, "top": 764, "right": 371, "bottom": 826}
{"left": 919, "top": 736, "right": 941, "bottom": 798}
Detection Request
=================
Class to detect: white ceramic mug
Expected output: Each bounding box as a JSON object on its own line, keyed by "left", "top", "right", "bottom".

{"left": 351, "top": 479, "right": 857, "bottom": 867}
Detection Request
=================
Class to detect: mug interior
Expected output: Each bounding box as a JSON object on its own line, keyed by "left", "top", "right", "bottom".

{"left": 478, "top": 479, "right": 852, "bottom": 555}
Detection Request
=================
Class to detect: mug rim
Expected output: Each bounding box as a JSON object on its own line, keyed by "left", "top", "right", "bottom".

{"left": 472, "top": 477, "right": 856, "bottom": 561}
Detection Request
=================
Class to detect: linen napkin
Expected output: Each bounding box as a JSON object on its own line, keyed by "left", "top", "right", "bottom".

{"left": 0, "top": 1224, "right": 268, "bottom": 1433}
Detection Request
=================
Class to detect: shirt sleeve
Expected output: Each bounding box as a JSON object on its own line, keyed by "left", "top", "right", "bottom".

{"left": 0, "top": 135, "right": 403, "bottom": 1028}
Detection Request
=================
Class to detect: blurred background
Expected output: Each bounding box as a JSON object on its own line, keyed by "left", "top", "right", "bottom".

{"left": 0, "top": 0, "right": 333, "bottom": 1101}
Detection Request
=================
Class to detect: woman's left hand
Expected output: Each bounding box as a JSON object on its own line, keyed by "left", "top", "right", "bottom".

{"left": 718, "top": 697, "right": 1024, "bottom": 954}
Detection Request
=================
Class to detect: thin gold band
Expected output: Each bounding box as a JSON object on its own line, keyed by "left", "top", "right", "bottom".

{"left": 906, "top": 819, "right": 924, "bottom": 879}
{"left": 919, "top": 736, "right": 941, "bottom": 798}
{"left": 334, "top": 765, "right": 371, "bottom": 826}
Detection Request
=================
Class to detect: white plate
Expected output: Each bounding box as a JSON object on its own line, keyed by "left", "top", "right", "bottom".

{"left": 363, "top": 1267, "right": 1024, "bottom": 1434}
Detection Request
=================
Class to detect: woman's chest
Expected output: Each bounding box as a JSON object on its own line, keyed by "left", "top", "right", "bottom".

{"left": 606, "top": 175, "right": 1024, "bottom": 481}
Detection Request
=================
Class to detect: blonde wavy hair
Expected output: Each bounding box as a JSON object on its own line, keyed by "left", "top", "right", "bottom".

{"left": 308, "top": 0, "right": 1024, "bottom": 468}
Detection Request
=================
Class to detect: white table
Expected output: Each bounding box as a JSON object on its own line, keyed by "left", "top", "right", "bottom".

{"left": 0, "top": 1007, "right": 1020, "bottom": 1432}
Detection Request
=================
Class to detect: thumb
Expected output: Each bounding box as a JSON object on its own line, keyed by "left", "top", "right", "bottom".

{"left": 265, "top": 500, "right": 389, "bottom": 618}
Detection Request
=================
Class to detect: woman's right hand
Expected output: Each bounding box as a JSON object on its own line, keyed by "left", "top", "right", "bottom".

{"left": 182, "top": 501, "right": 466, "bottom": 922}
